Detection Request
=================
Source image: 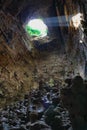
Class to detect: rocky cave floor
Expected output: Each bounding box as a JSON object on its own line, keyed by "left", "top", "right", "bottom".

{"left": 0, "top": 75, "right": 87, "bottom": 130}
{"left": 0, "top": 80, "right": 72, "bottom": 130}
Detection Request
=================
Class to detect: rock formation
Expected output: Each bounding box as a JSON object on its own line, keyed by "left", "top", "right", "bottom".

{"left": 0, "top": 0, "right": 87, "bottom": 108}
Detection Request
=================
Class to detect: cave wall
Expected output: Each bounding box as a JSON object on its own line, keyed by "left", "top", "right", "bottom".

{"left": 64, "top": 0, "right": 87, "bottom": 78}
{"left": 57, "top": 0, "right": 87, "bottom": 78}
{"left": 34, "top": 0, "right": 87, "bottom": 81}
{"left": 0, "top": 11, "right": 39, "bottom": 107}
{"left": 0, "top": 0, "right": 87, "bottom": 107}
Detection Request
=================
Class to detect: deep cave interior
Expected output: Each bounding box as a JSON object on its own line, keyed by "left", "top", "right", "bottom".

{"left": 0, "top": 0, "right": 87, "bottom": 130}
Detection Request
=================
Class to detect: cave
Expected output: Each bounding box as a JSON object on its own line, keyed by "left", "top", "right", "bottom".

{"left": 0, "top": 0, "right": 87, "bottom": 130}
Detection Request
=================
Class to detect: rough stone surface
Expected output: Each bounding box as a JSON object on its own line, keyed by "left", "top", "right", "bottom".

{"left": 0, "top": 0, "right": 87, "bottom": 108}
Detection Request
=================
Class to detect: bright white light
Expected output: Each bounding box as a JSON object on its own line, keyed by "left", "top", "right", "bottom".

{"left": 71, "top": 13, "right": 83, "bottom": 29}
{"left": 27, "top": 19, "right": 48, "bottom": 37}
{"left": 79, "top": 40, "right": 83, "bottom": 43}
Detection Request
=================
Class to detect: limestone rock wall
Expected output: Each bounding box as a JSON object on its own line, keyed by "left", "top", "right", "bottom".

{"left": 0, "top": 11, "right": 38, "bottom": 107}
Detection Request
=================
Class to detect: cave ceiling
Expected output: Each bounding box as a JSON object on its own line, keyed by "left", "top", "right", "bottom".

{"left": 1, "top": 0, "right": 60, "bottom": 44}
{"left": 0, "top": 0, "right": 53, "bottom": 22}
{"left": 0, "top": 0, "right": 87, "bottom": 49}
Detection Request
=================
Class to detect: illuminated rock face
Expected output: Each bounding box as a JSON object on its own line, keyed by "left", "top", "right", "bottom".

{"left": 70, "top": 13, "right": 83, "bottom": 30}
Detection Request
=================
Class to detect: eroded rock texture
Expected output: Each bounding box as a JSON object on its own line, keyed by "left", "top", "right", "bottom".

{"left": 0, "top": 0, "right": 87, "bottom": 108}
{"left": 0, "top": 11, "right": 38, "bottom": 107}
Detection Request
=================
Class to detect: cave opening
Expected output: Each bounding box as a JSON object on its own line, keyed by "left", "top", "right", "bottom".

{"left": 25, "top": 19, "right": 48, "bottom": 37}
